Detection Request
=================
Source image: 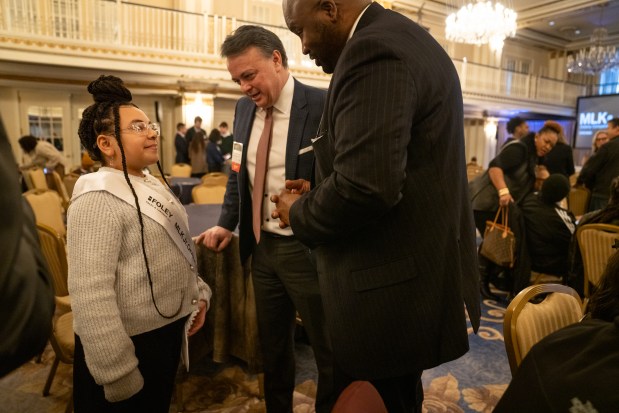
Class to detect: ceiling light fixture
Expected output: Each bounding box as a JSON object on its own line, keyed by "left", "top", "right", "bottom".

{"left": 566, "top": 27, "right": 619, "bottom": 75}
{"left": 445, "top": 1, "right": 517, "bottom": 54}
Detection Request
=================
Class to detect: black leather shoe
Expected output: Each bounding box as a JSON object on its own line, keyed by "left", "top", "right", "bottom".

{"left": 480, "top": 281, "right": 500, "bottom": 301}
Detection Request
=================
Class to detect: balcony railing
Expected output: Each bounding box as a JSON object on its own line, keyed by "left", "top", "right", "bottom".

{"left": 0, "top": 0, "right": 587, "bottom": 110}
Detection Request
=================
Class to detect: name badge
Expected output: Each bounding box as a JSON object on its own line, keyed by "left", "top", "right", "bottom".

{"left": 231, "top": 142, "right": 243, "bottom": 173}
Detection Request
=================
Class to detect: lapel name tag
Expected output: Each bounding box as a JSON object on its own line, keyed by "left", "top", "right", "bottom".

{"left": 231, "top": 142, "right": 243, "bottom": 173}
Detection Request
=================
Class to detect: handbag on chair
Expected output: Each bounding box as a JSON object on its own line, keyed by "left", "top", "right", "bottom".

{"left": 480, "top": 206, "right": 515, "bottom": 268}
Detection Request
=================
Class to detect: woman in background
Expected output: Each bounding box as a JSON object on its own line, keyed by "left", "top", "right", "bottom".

{"left": 68, "top": 75, "right": 211, "bottom": 413}
{"left": 542, "top": 120, "right": 575, "bottom": 178}
{"left": 470, "top": 126, "right": 559, "bottom": 298}
{"left": 188, "top": 130, "right": 207, "bottom": 178}
{"left": 206, "top": 128, "right": 225, "bottom": 172}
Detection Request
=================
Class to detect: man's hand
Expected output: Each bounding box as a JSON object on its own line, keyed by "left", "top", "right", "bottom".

{"left": 271, "top": 190, "right": 301, "bottom": 228}
{"left": 187, "top": 299, "right": 207, "bottom": 337}
{"left": 194, "top": 226, "right": 233, "bottom": 252}
{"left": 285, "top": 179, "right": 311, "bottom": 195}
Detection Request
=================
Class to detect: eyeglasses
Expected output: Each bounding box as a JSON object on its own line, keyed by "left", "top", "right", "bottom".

{"left": 121, "top": 121, "right": 160, "bottom": 137}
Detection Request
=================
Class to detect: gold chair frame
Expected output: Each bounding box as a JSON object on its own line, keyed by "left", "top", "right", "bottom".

{"left": 576, "top": 223, "right": 619, "bottom": 301}
{"left": 503, "top": 283, "right": 582, "bottom": 375}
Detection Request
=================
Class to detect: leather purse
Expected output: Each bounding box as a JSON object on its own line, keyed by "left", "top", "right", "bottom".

{"left": 480, "top": 206, "right": 515, "bottom": 268}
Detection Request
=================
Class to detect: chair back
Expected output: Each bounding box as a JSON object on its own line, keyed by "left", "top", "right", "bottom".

{"left": 503, "top": 283, "right": 582, "bottom": 375}
{"left": 28, "top": 167, "right": 49, "bottom": 190}
{"left": 201, "top": 172, "right": 228, "bottom": 187}
{"left": 62, "top": 172, "right": 80, "bottom": 198}
{"left": 332, "top": 381, "right": 388, "bottom": 413}
{"left": 36, "top": 223, "right": 70, "bottom": 300}
{"left": 49, "top": 171, "right": 70, "bottom": 209}
{"left": 568, "top": 186, "right": 591, "bottom": 216}
{"left": 171, "top": 163, "right": 192, "bottom": 177}
{"left": 577, "top": 223, "right": 619, "bottom": 298}
{"left": 192, "top": 184, "right": 226, "bottom": 204}
{"left": 24, "top": 189, "right": 66, "bottom": 238}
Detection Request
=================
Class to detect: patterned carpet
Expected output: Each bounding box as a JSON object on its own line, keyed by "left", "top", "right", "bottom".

{"left": 0, "top": 297, "right": 510, "bottom": 413}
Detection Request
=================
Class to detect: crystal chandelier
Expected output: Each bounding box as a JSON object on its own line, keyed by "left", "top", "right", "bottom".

{"left": 445, "top": 1, "right": 517, "bottom": 54}
{"left": 566, "top": 28, "right": 619, "bottom": 75}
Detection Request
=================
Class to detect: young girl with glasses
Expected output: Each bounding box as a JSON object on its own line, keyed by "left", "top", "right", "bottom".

{"left": 68, "top": 75, "right": 211, "bottom": 413}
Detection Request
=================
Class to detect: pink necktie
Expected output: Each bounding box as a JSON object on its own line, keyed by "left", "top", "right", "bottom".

{"left": 252, "top": 107, "right": 274, "bottom": 243}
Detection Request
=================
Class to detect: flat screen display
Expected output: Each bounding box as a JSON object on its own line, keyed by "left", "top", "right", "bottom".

{"left": 574, "top": 94, "right": 619, "bottom": 149}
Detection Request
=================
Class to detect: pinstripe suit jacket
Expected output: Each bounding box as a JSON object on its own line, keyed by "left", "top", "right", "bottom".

{"left": 289, "top": 3, "right": 481, "bottom": 379}
{"left": 217, "top": 78, "right": 325, "bottom": 263}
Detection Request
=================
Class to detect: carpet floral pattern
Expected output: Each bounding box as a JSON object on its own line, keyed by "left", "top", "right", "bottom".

{"left": 0, "top": 298, "right": 510, "bottom": 413}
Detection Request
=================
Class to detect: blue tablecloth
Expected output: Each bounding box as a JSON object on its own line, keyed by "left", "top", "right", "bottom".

{"left": 184, "top": 203, "right": 227, "bottom": 237}
{"left": 170, "top": 177, "right": 201, "bottom": 205}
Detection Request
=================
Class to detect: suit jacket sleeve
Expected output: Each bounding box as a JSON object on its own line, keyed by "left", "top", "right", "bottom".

{"left": 0, "top": 118, "right": 55, "bottom": 377}
{"left": 290, "top": 38, "right": 414, "bottom": 247}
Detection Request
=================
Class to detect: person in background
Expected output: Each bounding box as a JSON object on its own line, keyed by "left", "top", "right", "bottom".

{"left": 18, "top": 134, "right": 66, "bottom": 177}
{"left": 218, "top": 121, "right": 234, "bottom": 159}
{"left": 174, "top": 122, "right": 189, "bottom": 164}
{"left": 542, "top": 120, "right": 575, "bottom": 178}
{"left": 197, "top": 25, "right": 334, "bottom": 413}
{"left": 206, "top": 128, "right": 225, "bottom": 173}
{"left": 520, "top": 174, "right": 576, "bottom": 278}
{"left": 494, "top": 249, "right": 619, "bottom": 412}
{"left": 577, "top": 117, "right": 619, "bottom": 211}
{"left": 276, "top": 1, "right": 481, "bottom": 411}
{"left": 502, "top": 116, "right": 529, "bottom": 147}
{"left": 568, "top": 176, "right": 619, "bottom": 296}
{"left": 0, "top": 116, "right": 55, "bottom": 377}
{"left": 470, "top": 126, "right": 558, "bottom": 298}
{"left": 188, "top": 130, "right": 208, "bottom": 178}
{"left": 592, "top": 129, "right": 609, "bottom": 153}
{"left": 69, "top": 75, "right": 211, "bottom": 413}
{"left": 185, "top": 116, "right": 202, "bottom": 146}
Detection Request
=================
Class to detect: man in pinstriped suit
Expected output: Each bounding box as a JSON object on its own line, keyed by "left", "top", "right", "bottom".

{"left": 274, "top": 1, "right": 481, "bottom": 411}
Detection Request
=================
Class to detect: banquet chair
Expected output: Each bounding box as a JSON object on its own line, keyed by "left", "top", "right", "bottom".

{"left": 192, "top": 184, "right": 226, "bottom": 204}
{"left": 43, "top": 311, "right": 74, "bottom": 413}
{"left": 568, "top": 186, "right": 591, "bottom": 217}
{"left": 577, "top": 223, "right": 619, "bottom": 306}
{"left": 23, "top": 189, "right": 66, "bottom": 239}
{"left": 62, "top": 172, "right": 81, "bottom": 198}
{"left": 36, "top": 223, "right": 71, "bottom": 314}
{"left": 27, "top": 167, "right": 49, "bottom": 190}
{"left": 50, "top": 171, "right": 71, "bottom": 209}
{"left": 332, "top": 381, "right": 388, "bottom": 413}
{"left": 200, "top": 172, "right": 228, "bottom": 187}
{"left": 503, "top": 283, "right": 582, "bottom": 375}
{"left": 171, "top": 163, "right": 192, "bottom": 177}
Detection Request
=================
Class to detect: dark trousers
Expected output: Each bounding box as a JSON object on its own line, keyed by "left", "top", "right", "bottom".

{"left": 332, "top": 360, "right": 424, "bottom": 413}
{"left": 252, "top": 232, "right": 335, "bottom": 413}
{"left": 73, "top": 316, "right": 186, "bottom": 413}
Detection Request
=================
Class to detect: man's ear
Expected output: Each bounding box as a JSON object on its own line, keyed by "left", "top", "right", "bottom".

{"left": 319, "top": 0, "right": 338, "bottom": 20}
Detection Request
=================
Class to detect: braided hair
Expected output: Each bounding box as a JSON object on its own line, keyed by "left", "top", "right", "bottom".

{"left": 78, "top": 75, "right": 180, "bottom": 319}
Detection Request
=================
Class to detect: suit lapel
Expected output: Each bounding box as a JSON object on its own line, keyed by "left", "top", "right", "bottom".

{"left": 236, "top": 100, "right": 257, "bottom": 191}
{"left": 285, "top": 79, "right": 308, "bottom": 180}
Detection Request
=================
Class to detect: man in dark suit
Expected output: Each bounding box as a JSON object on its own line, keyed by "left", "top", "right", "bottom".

{"left": 196, "top": 26, "right": 334, "bottom": 413}
{"left": 276, "top": 1, "right": 481, "bottom": 411}
{"left": 174, "top": 122, "right": 189, "bottom": 164}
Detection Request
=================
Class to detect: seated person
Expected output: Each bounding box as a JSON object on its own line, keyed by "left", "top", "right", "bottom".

{"left": 520, "top": 174, "right": 576, "bottom": 276}
{"left": 494, "top": 249, "right": 619, "bottom": 412}
{"left": 568, "top": 176, "right": 619, "bottom": 295}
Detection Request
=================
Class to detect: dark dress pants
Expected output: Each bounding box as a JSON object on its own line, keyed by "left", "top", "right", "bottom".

{"left": 73, "top": 316, "right": 186, "bottom": 413}
{"left": 252, "top": 232, "right": 334, "bottom": 413}
{"left": 332, "top": 359, "right": 424, "bottom": 413}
